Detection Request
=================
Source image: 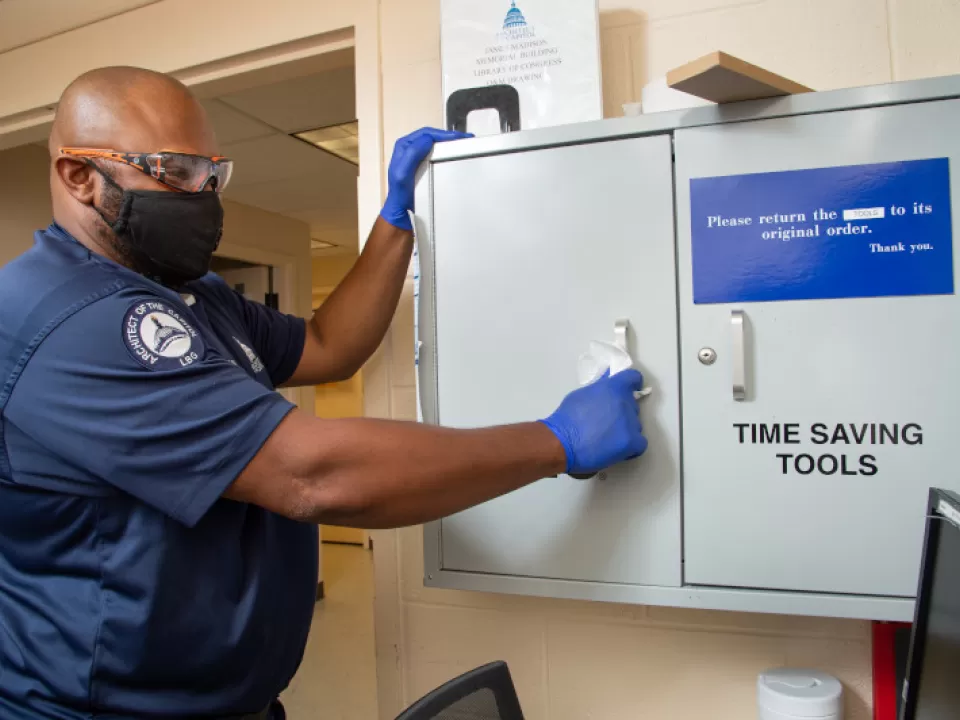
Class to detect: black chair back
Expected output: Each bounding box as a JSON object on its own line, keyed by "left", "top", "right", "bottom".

{"left": 394, "top": 661, "right": 525, "bottom": 720}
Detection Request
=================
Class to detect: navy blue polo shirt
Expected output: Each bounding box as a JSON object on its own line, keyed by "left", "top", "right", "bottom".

{"left": 0, "top": 224, "right": 318, "bottom": 718}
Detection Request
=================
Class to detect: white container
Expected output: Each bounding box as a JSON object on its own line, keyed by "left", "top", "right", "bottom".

{"left": 758, "top": 669, "right": 843, "bottom": 720}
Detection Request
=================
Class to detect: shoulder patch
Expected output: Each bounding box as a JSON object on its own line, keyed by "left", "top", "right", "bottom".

{"left": 122, "top": 299, "right": 205, "bottom": 371}
{"left": 234, "top": 337, "right": 265, "bottom": 374}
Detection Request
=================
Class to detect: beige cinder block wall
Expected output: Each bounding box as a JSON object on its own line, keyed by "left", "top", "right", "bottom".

{"left": 368, "top": 1, "right": 960, "bottom": 719}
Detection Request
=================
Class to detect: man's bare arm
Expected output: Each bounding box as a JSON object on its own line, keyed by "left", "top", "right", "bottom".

{"left": 226, "top": 410, "right": 566, "bottom": 528}
{"left": 284, "top": 218, "right": 411, "bottom": 386}
{"left": 227, "top": 369, "right": 647, "bottom": 528}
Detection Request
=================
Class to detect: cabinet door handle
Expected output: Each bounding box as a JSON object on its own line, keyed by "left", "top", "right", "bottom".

{"left": 614, "top": 319, "right": 652, "bottom": 399}
{"left": 732, "top": 310, "right": 746, "bottom": 402}
{"left": 614, "top": 318, "right": 629, "bottom": 353}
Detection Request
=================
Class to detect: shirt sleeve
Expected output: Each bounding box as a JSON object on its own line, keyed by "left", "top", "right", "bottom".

{"left": 203, "top": 274, "right": 306, "bottom": 386}
{"left": 5, "top": 289, "right": 296, "bottom": 527}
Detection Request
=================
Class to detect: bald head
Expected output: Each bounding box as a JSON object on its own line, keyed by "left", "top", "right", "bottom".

{"left": 50, "top": 66, "right": 217, "bottom": 156}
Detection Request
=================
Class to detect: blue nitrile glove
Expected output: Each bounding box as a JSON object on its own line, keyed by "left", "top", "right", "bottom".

{"left": 380, "top": 127, "right": 472, "bottom": 231}
{"left": 540, "top": 370, "right": 648, "bottom": 475}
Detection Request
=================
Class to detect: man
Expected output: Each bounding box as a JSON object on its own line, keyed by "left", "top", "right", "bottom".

{"left": 0, "top": 67, "right": 646, "bottom": 719}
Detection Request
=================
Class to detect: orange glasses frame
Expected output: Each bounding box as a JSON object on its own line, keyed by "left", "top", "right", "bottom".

{"left": 59, "top": 147, "right": 232, "bottom": 193}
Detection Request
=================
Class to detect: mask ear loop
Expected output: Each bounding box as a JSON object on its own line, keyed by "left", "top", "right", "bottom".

{"left": 85, "top": 160, "right": 135, "bottom": 233}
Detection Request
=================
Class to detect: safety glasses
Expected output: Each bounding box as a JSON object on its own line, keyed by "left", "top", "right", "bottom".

{"left": 59, "top": 147, "right": 234, "bottom": 193}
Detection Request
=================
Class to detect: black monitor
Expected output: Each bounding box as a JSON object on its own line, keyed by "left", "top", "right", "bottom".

{"left": 901, "top": 489, "right": 960, "bottom": 720}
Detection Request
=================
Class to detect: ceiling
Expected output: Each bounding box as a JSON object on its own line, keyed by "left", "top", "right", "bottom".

{"left": 0, "top": 0, "right": 160, "bottom": 53}
{"left": 209, "top": 64, "right": 360, "bottom": 253}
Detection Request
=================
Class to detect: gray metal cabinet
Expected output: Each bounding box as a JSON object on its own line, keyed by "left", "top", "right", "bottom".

{"left": 426, "top": 136, "right": 682, "bottom": 588}
{"left": 416, "top": 76, "right": 960, "bottom": 621}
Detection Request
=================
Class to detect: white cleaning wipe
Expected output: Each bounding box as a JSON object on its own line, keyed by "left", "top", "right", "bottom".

{"left": 577, "top": 340, "right": 653, "bottom": 399}
{"left": 577, "top": 340, "right": 634, "bottom": 386}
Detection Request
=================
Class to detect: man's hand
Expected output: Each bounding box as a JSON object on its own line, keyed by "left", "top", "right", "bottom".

{"left": 540, "top": 370, "right": 648, "bottom": 475}
{"left": 380, "top": 127, "right": 471, "bottom": 230}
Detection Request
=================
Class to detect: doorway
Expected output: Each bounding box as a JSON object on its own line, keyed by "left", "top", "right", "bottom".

{"left": 199, "top": 50, "right": 378, "bottom": 718}
{"left": 202, "top": 54, "right": 369, "bottom": 550}
{"left": 210, "top": 257, "right": 279, "bottom": 309}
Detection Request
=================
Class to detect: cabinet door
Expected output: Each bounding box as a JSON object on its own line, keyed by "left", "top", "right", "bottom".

{"left": 430, "top": 135, "right": 681, "bottom": 587}
{"left": 676, "top": 100, "right": 960, "bottom": 597}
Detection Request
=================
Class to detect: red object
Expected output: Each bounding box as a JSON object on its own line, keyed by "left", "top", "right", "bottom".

{"left": 872, "top": 621, "right": 910, "bottom": 720}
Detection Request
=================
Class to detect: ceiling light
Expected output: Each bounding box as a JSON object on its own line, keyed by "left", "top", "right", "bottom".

{"left": 294, "top": 121, "right": 358, "bottom": 165}
{"left": 311, "top": 239, "right": 337, "bottom": 250}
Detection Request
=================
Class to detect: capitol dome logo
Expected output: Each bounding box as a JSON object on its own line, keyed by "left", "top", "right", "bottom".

{"left": 234, "top": 337, "right": 265, "bottom": 374}
{"left": 500, "top": 1, "right": 535, "bottom": 39}
{"left": 503, "top": 1, "right": 527, "bottom": 29}
{"left": 146, "top": 314, "right": 191, "bottom": 357}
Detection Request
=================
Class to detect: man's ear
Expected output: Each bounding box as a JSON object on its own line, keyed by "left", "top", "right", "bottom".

{"left": 54, "top": 157, "right": 98, "bottom": 206}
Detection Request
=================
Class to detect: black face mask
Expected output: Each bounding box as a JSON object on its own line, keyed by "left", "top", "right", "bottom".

{"left": 94, "top": 170, "right": 224, "bottom": 288}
